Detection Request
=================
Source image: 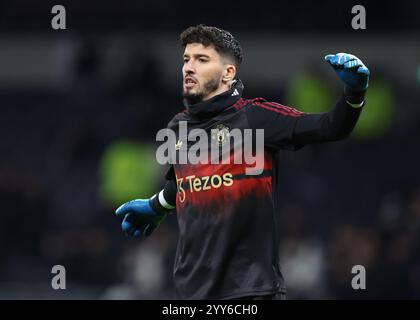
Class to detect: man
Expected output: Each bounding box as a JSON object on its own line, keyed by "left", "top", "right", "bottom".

{"left": 115, "top": 25, "right": 370, "bottom": 300}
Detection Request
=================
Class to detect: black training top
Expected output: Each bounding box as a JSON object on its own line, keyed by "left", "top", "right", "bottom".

{"left": 161, "top": 79, "right": 362, "bottom": 299}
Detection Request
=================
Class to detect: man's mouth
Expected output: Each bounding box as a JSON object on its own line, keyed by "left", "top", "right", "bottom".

{"left": 184, "top": 77, "right": 197, "bottom": 89}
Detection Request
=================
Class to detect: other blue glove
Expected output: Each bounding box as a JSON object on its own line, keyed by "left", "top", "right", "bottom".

{"left": 115, "top": 199, "right": 166, "bottom": 238}
{"left": 325, "top": 53, "right": 370, "bottom": 103}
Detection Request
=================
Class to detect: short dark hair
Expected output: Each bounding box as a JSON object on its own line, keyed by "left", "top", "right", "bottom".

{"left": 180, "top": 24, "right": 243, "bottom": 67}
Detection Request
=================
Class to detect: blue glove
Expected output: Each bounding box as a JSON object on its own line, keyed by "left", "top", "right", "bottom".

{"left": 325, "top": 53, "right": 370, "bottom": 104}
{"left": 115, "top": 199, "right": 166, "bottom": 238}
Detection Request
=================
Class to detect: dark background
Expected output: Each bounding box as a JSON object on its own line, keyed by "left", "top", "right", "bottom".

{"left": 0, "top": 0, "right": 419, "bottom": 299}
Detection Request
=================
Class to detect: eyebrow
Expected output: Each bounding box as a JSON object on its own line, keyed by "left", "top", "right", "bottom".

{"left": 183, "top": 54, "right": 211, "bottom": 59}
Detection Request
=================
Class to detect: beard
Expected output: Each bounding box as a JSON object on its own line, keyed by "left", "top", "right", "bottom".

{"left": 183, "top": 74, "right": 221, "bottom": 105}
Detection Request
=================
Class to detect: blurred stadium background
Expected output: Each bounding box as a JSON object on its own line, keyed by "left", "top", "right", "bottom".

{"left": 0, "top": 0, "right": 419, "bottom": 299}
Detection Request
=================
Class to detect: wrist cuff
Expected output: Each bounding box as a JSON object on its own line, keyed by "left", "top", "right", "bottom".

{"left": 344, "top": 86, "right": 366, "bottom": 104}
{"left": 158, "top": 190, "right": 176, "bottom": 210}
{"left": 346, "top": 100, "right": 365, "bottom": 108}
{"left": 149, "top": 191, "right": 175, "bottom": 216}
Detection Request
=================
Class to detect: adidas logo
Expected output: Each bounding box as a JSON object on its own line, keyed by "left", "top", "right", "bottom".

{"left": 231, "top": 89, "right": 239, "bottom": 96}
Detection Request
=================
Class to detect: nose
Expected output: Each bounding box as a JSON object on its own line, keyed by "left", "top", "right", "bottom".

{"left": 184, "top": 60, "right": 195, "bottom": 74}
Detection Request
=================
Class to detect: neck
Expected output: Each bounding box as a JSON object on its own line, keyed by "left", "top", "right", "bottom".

{"left": 202, "top": 82, "right": 231, "bottom": 101}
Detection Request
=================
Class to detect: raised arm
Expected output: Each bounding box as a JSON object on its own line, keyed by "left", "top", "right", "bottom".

{"left": 246, "top": 53, "right": 369, "bottom": 150}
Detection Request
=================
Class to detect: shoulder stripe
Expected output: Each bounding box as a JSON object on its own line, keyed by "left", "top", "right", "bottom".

{"left": 251, "top": 101, "right": 303, "bottom": 117}
{"left": 232, "top": 98, "right": 248, "bottom": 110}
{"left": 264, "top": 102, "right": 304, "bottom": 116}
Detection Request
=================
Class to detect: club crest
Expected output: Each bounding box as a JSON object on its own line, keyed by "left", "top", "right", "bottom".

{"left": 211, "top": 124, "right": 230, "bottom": 146}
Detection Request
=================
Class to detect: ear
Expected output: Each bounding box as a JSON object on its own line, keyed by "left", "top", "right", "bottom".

{"left": 222, "top": 64, "right": 236, "bottom": 83}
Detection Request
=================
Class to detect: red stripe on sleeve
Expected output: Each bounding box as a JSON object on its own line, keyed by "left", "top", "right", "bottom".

{"left": 264, "top": 102, "right": 304, "bottom": 116}
{"left": 251, "top": 101, "right": 302, "bottom": 117}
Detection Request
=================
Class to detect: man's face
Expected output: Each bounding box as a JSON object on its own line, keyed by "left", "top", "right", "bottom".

{"left": 182, "top": 43, "right": 225, "bottom": 104}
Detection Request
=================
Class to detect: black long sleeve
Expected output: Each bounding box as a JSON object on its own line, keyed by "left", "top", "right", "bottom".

{"left": 292, "top": 95, "right": 362, "bottom": 145}
{"left": 162, "top": 179, "right": 177, "bottom": 206}
{"left": 149, "top": 166, "right": 177, "bottom": 215}
{"left": 246, "top": 95, "right": 362, "bottom": 150}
